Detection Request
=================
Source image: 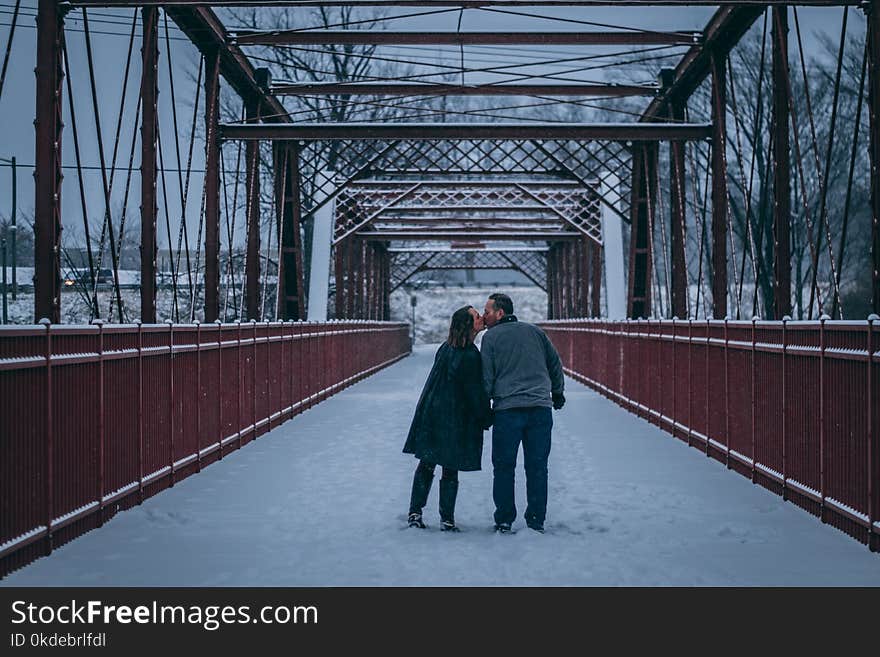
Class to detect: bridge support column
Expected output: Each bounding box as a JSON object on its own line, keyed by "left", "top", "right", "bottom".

{"left": 34, "top": 0, "right": 64, "bottom": 324}
{"left": 869, "top": 0, "right": 880, "bottom": 315}
{"left": 591, "top": 242, "right": 603, "bottom": 317}
{"left": 140, "top": 7, "right": 159, "bottom": 324}
{"left": 352, "top": 239, "right": 364, "bottom": 319}
{"left": 344, "top": 239, "right": 355, "bottom": 319}
{"left": 669, "top": 97, "right": 688, "bottom": 320}
{"left": 382, "top": 247, "right": 391, "bottom": 320}
{"left": 365, "top": 244, "right": 375, "bottom": 320}
{"left": 628, "top": 143, "right": 657, "bottom": 319}
{"left": 772, "top": 6, "right": 792, "bottom": 320}
{"left": 244, "top": 101, "right": 261, "bottom": 320}
{"left": 560, "top": 243, "right": 569, "bottom": 318}
{"left": 547, "top": 246, "right": 554, "bottom": 319}
{"left": 566, "top": 242, "right": 576, "bottom": 318}
{"left": 334, "top": 239, "right": 345, "bottom": 319}
{"left": 600, "top": 173, "right": 624, "bottom": 319}
{"left": 577, "top": 239, "right": 590, "bottom": 318}
{"left": 711, "top": 48, "right": 728, "bottom": 320}
{"left": 203, "top": 48, "right": 221, "bottom": 323}
{"left": 274, "top": 143, "right": 305, "bottom": 320}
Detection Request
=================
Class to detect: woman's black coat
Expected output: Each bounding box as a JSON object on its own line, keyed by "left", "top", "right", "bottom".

{"left": 403, "top": 342, "right": 493, "bottom": 472}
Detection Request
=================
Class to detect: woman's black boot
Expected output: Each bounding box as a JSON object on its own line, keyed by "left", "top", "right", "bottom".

{"left": 439, "top": 477, "right": 459, "bottom": 531}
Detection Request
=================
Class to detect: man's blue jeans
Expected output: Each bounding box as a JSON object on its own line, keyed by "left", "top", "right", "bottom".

{"left": 491, "top": 406, "right": 553, "bottom": 527}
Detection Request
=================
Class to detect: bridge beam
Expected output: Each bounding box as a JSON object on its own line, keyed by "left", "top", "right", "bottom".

{"left": 220, "top": 123, "right": 712, "bottom": 142}
{"left": 232, "top": 29, "right": 700, "bottom": 47}
{"left": 34, "top": 0, "right": 64, "bottom": 324}
{"left": 163, "top": 5, "right": 287, "bottom": 124}
{"left": 140, "top": 7, "right": 159, "bottom": 324}
{"left": 772, "top": 6, "right": 792, "bottom": 320}
{"left": 642, "top": 6, "right": 766, "bottom": 121}
{"left": 271, "top": 83, "right": 657, "bottom": 97}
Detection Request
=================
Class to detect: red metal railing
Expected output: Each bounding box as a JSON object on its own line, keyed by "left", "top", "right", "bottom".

{"left": 539, "top": 318, "right": 880, "bottom": 552}
{"left": 0, "top": 320, "right": 411, "bottom": 576}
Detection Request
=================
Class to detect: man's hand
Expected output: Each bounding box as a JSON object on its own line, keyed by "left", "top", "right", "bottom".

{"left": 552, "top": 392, "right": 565, "bottom": 410}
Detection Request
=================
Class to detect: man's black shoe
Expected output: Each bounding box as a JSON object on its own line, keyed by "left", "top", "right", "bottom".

{"left": 527, "top": 523, "right": 545, "bottom": 534}
{"left": 494, "top": 522, "right": 514, "bottom": 534}
{"left": 408, "top": 512, "right": 426, "bottom": 529}
{"left": 441, "top": 520, "right": 460, "bottom": 532}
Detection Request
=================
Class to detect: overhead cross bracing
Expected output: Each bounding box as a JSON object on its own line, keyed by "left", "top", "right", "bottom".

{"left": 332, "top": 180, "right": 604, "bottom": 243}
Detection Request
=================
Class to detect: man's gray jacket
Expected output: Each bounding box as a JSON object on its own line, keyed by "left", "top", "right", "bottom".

{"left": 480, "top": 316, "right": 564, "bottom": 411}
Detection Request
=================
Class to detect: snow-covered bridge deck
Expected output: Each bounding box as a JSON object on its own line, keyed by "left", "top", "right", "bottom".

{"left": 3, "top": 345, "right": 879, "bottom": 587}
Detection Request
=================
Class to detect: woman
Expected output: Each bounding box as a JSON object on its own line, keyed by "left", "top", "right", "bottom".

{"left": 403, "top": 306, "right": 493, "bottom": 532}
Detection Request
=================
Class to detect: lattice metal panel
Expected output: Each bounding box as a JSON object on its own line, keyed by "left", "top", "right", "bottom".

{"left": 388, "top": 251, "right": 436, "bottom": 291}
{"left": 373, "top": 140, "right": 561, "bottom": 176}
{"left": 389, "top": 249, "right": 548, "bottom": 292}
{"left": 296, "top": 139, "right": 631, "bottom": 221}
{"left": 502, "top": 251, "right": 548, "bottom": 289}
{"left": 538, "top": 140, "right": 632, "bottom": 219}
{"left": 333, "top": 183, "right": 603, "bottom": 244}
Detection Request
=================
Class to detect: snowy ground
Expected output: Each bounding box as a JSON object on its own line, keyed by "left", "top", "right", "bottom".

{"left": 3, "top": 344, "right": 879, "bottom": 587}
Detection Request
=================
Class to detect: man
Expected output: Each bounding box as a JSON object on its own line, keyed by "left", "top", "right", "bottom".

{"left": 480, "top": 292, "right": 565, "bottom": 534}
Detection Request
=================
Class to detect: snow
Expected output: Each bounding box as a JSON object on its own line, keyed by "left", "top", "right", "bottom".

{"left": 3, "top": 344, "right": 879, "bottom": 587}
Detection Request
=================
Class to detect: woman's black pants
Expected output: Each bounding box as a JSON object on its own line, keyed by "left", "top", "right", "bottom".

{"left": 408, "top": 461, "right": 459, "bottom": 523}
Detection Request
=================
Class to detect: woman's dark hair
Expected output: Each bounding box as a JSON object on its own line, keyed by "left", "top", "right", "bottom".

{"left": 447, "top": 306, "right": 475, "bottom": 348}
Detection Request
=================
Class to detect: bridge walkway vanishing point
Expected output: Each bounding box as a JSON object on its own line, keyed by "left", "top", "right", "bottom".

{"left": 3, "top": 345, "right": 879, "bottom": 587}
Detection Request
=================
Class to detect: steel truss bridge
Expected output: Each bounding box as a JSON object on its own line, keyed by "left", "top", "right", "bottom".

{"left": 0, "top": 1, "right": 878, "bottom": 575}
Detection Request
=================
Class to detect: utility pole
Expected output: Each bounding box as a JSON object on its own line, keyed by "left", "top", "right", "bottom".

{"left": 2, "top": 225, "right": 7, "bottom": 323}
{"left": 410, "top": 293, "right": 417, "bottom": 347}
{"left": 10, "top": 155, "right": 16, "bottom": 299}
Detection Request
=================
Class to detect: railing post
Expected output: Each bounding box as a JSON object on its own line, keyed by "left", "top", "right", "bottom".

{"left": 687, "top": 318, "right": 693, "bottom": 448}
{"left": 820, "top": 314, "right": 828, "bottom": 522}
{"left": 137, "top": 320, "right": 144, "bottom": 503}
{"left": 868, "top": 314, "right": 877, "bottom": 551}
{"left": 705, "top": 317, "right": 712, "bottom": 458}
{"left": 216, "top": 320, "right": 223, "bottom": 459}
{"left": 252, "top": 319, "right": 258, "bottom": 438}
{"left": 94, "top": 319, "right": 105, "bottom": 525}
{"left": 264, "top": 319, "right": 271, "bottom": 430}
{"left": 237, "top": 321, "right": 242, "bottom": 450}
{"left": 195, "top": 320, "right": 202, "bottom": 473}
{"left": 782, "top": 315, "right": 789, "bottom": 500}
{"left": 705, "top": 318, "right": 711, "bottom": 457}
{"left": 41, "top": 318, "right": 53, "bottom": 555}
{"left": 751, "top": 316, "right": 757, "bottom": 483}
{"left": 672, "top": 317, "right": 676, "bottom": 437}
{"left": 167, "top": 319, "right": 174, "bottom": 486}
{"left": 724, "top": 316, "right": 730, "bottom": 469}
{"left": 287, "top": 320, "right": 300, "bottom": 417}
